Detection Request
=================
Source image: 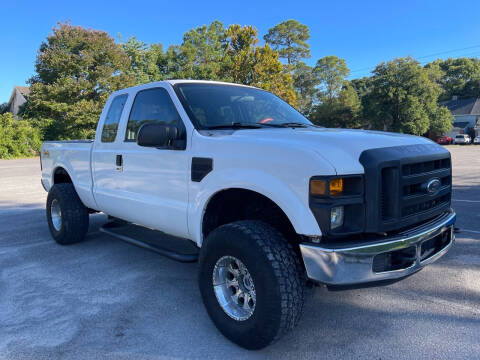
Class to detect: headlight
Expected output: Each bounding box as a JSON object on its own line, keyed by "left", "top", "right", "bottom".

{"left": 330, "top": 206, "right": 344, "bottom": 229}
{"left": 309, "top": 175, "right": 364, "bottom": 236}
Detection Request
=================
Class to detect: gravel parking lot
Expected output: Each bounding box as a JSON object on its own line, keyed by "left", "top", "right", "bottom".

{"left": 0, "top": 145, "right": 479, "bottom": 360}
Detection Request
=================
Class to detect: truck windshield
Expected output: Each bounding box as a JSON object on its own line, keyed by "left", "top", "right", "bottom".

{"left": 174, "top": 83, "right": 312, "bottom": 129}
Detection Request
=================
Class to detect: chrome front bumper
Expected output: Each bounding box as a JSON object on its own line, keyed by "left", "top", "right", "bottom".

{"left": 300, "top": 210, "right": 456, "bottom": 285}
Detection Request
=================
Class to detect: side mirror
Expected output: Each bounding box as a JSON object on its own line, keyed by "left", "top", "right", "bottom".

{"left": 137, "top": 123, "right": 183, "bottom": 149}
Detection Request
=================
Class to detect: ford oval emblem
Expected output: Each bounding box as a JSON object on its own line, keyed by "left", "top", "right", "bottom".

{"left": 426, "top": 178, "right": 441, "bottom": 195}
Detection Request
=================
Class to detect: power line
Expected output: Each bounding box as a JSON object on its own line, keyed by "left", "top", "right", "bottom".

{"left": 416, "top": 45, "right": 480, "bottom": 60}
{"left": 349, "top": 44, "right": 480, "bottom": 75}
{"left": 345, "top": 53, "right": 480, "bottom": 82}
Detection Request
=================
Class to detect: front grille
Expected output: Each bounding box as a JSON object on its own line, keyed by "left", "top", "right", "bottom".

{"left": 359, "top": 144, "right": 452, "bottom": 234}
{"left": 381, "top": 157, "right": 451, "bottom": 224}
{"left": 402, "top": 158, "right": 450, "bottom": 176}
{"left": 402, "top": 194, "right": 450, "bottom": 217}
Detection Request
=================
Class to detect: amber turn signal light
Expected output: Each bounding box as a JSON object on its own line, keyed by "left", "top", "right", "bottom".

{"left": 329, "top": 178, "right": 344, "bottom": 195}
{"left": 310, "top": 179, "right": 327, "bottom": 196}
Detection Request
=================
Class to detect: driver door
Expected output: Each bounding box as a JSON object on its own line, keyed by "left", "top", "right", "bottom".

{"left": 111, "top": 86, "right": 190, "bottom": 239}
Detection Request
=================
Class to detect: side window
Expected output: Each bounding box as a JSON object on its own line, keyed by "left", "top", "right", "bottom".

{"left": 101, "top": 94, "right": 128, "bottom": 142}
{"left": 125, "top": 88, "right": 184, "bottom": 141}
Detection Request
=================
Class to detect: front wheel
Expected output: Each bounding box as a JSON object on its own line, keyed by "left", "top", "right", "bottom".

{"left": 46, "top": 183, "right": 89, "bottom": 245}
{"left": 198, "top": 220, "right": 305, "bottom": 350}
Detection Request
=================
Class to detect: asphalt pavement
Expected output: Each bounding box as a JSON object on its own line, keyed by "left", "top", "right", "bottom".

{"left": 0, "top": 145, "right": 479, "bottom": 359}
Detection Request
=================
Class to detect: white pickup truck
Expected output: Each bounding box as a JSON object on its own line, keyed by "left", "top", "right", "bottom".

{"left": 41, "top": 80, "right": 456, "bottom": 349}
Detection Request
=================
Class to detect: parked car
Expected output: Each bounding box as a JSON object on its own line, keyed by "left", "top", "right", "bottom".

{"left": 40, "top": 80, "right": 456, "bottom": 350}
{"left": 436, "top": 136, "right": 453, "bottom": 145}
{"left": 454, "top": 134, "right": 471, "bottom": 144}
{"left": 474, "top": 136, "right": 480, "bottom": 144}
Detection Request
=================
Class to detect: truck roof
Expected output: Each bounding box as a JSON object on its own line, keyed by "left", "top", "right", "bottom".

{"left": 109, "top": 80, "right": 257, "bottom": 97}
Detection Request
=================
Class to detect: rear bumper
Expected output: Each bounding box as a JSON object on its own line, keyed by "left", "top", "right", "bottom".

{"left": 300, "top": 210, "right": 456, "bottom": 285}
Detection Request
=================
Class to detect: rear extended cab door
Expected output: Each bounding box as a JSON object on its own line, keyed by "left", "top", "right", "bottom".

{"left": 92, "top": 83, "right": 194, "bottom": 239}
{"left": 91, "top": 90, "right": 132, "bottom": 217}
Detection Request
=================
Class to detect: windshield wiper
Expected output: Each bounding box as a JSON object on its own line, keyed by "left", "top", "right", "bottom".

{"left": 279, "top": 122, "right": 309, "bottom": 128}
{"left": 206, "top": 122, "right": 313, "bottom": 130}
{"left": 206, "top": 122, "right": 262, "bottom": 130}
{"left": 259, "top": 122, "right": 309, "bottom": 128}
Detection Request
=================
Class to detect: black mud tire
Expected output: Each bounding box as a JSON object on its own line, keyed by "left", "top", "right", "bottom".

{"left": 46, "top": 183, "right": 89, "bottom": 245}
{"left": 198, "top": 220, "right": 305, "bottom": 350}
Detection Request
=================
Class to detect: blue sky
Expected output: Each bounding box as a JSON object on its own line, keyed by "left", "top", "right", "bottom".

{"left": 1, "top": 0, "right": 480, "bottom": 103}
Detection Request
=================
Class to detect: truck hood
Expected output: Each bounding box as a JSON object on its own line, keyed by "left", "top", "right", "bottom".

{"left": 219, "top": 127, "right": 436, "bottom": 174}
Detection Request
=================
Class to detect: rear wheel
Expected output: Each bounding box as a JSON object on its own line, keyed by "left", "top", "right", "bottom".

{"left": 46, "top": 183, "right": 89, "bottom": 245}
{"left": 198, "top": 220, "right": 305, "bottom": 349}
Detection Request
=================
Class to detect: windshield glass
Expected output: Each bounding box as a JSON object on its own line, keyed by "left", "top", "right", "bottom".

{"left": 174, "top": 83, "right": 312, "bottom": 129}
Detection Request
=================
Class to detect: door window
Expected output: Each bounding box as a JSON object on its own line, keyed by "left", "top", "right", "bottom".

{"left": 101, "top": 94, "right": 128, "bottom": 142}
{"left": 125, "top": 88, "right": 184, "bottom": 141}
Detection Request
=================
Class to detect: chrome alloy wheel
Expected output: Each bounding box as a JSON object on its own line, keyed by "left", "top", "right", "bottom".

{"left": 213, "top": 256, "right": 256, "bottom": 321}
{"left": 50, "top": 198, "right": 62, "bottom": 231}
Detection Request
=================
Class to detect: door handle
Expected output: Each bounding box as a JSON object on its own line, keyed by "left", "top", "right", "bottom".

{"left": 115, "top": 154, "right": 123, "bottom": 171}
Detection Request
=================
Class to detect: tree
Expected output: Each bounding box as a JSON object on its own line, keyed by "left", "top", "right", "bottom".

{"left": 314, "top": 56, "right": 349, "bottom": 101}
{"left": 0, "top": 103, "right": 8, "bottom": 114}
{"left": 224, "top": 24, "right": 258, "bottom": 84}
{"left": 224, "top": 24, "right": 297, "bottom": 105}
{"left": 426, "top": 57, "right": 480, "bottom": 100}
{"left": 263, "top": 20, "right": 310, "bottom": 65}
{"left": 0, "top": 113, "right": 41, "bottom": 159}
{"left": 177, "top": 21, "right": 228, "bottom": 80}
{"left": 310, "top": 81, "right": 363, "bottom": 128}
{"left": 252, "top": 44, "right": 296, "bottom": 105}
{"left": 23, "top": 22, "right": 135, "bottom": 140}
{"left": 123, "top": 37, "right": 164, "bottom": 84}
{"left": 366, "top": 57, "right": 451, "bottom": 135}
{"left": 292, "top": 62, "right": 319, "bottom": 114}
{"left": 429, "top": 106, "right": 453, "bottom": 136}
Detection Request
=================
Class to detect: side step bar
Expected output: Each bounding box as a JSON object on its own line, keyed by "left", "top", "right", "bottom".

{"left": 100, "top": 222, "right": 199, "bottom": 263}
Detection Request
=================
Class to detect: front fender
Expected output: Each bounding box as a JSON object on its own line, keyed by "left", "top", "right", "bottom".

{"left": 188, "top": 168, "right": 322, "bottom": 246}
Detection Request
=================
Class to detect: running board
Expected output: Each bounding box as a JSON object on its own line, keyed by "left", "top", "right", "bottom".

{"left": 100, "top": 222, "right": 199, "bottom": 263}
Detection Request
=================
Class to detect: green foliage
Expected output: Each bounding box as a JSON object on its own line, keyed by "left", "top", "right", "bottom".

{"left": 314, "top": 56, "right": 349, "bottom": 101}
{"left": 426, "top": 57, "right": 480, "bottom": 100}
{"left": 292, "top": 62, "right": 319, "bottom": 114}
{"left": 310, "top": 81, "right": 363, "bottom": 128}
{"left": 223, "top": 24, "right": 296, "bottom": 105}
{"left": 122, "top": 37, "right": 164, "bottom": 84}
{"left": 365, "top": 57, "right": 451, "bottom": 135}
{"left": 0, "top": 103, "right": 8, "bottom": 114}
{"left": 224, "top": 24, "right": 258, "bottom": 84}
{"left": 170, "top": 21, "right": 228, "bottom": 80}
{"left": 252, "top": 44, "right": 297, "bottom": 105}
{"left": 264, "top": 20, "right": 310, "bottom": 65}
{"left": 429, "top": 106, "right": 453, "bottom": 136}
{"left": 0, "top": 113, "right": 41, "bottom": 159}
{"left": 23, "top": 22, "right": 135, "bottom": 140}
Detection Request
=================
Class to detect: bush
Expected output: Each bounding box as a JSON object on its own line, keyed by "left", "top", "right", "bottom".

{"left": 0, "top": 113, "right": 42, "bottom": 159}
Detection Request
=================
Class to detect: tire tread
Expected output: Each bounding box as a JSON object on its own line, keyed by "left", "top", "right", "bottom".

{"left": 47, "top": 183, "right": 89, "bottom": 245}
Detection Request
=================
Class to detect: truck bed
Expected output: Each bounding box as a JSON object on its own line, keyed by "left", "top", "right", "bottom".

{"left": 41, "top": 140, "right": 97, "bottom": 209}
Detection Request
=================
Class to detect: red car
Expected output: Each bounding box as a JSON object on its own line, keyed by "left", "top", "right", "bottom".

{"left": 436, "top": 136, "right": 453, "bottom": 145}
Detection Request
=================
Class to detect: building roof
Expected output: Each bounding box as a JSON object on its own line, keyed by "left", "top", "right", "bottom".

{"left": 440, "top": 97, "right": 480, "bottom": 116}
{"left": 7, "top": 86, "right": 30, "bottom": 105}
{"left": 14, "top": 86, "right": 30, "bottom": 96}
{"left": 453, "top": 121, "right": 470, "bottom": 129}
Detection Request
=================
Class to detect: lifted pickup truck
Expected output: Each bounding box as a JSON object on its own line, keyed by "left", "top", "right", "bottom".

{"left": 41, "top": 80, "right": 456, "bottom": 349}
